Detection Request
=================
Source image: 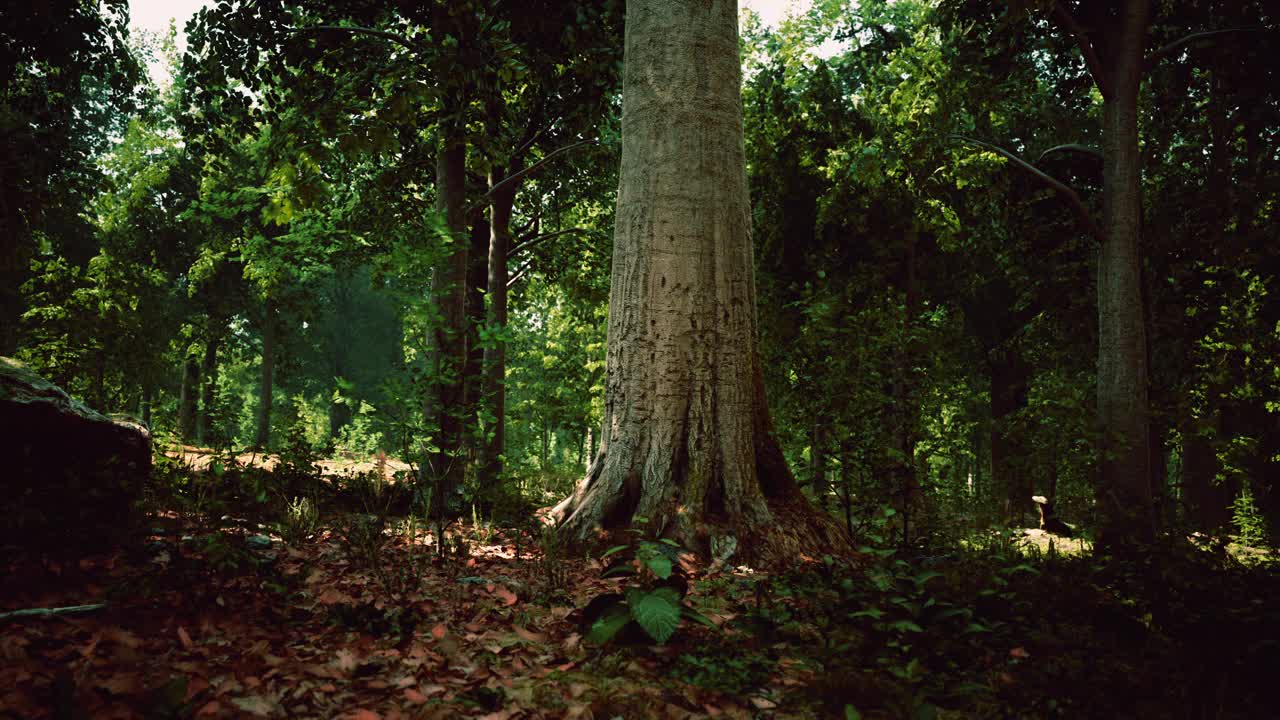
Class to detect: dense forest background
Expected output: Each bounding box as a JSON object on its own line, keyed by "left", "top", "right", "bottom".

{"left": 7, "top": 0, "right": 1278, "bottom": 545}
{"left": 5, "top": 1, "right": 1280, "bottom": 718}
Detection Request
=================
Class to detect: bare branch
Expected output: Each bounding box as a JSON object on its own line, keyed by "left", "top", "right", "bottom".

{"left": 1050, "top": 2, "right": 1112, "bottom": 98}
{"left": 290, "top": 25, "right": 421, "bottom": 54}
{"left": 1144, "top": 28, "right": 1266, "bottom": 70}
{"left": 507, "top": 259, "right": 535, "bottom": 289}
{"left": 509, "top": 227, "right": 593, "bottom": 257}
{"left": 954, "top": 135, "right": 1105, "bottom": 244}
{"left": 0, "top": 604, "right": 107, "bottom": 622}
{"left": 1037, "top": 143, "right": 1103, "bottom": 163}
{"left": 483, "top": 140, "right": 598, "bottom": 202}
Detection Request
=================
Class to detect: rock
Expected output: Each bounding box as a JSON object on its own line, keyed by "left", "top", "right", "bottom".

{"left": 1, "top": 356, "right": 150, "bottom": 552}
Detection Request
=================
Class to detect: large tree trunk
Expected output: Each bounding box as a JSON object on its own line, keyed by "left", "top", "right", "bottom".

{"left": 551, "top": 0, "right": 841, "bottom": 566}
{"left": 1095, "top": 0, "right": 1154, "bottom": 549}
{"left": 478, "top": 173, "right": 517, "bottom": 490}
{"left": 425, "top": 109, "right": 470, "bottom": 520}
{"left": 254, "top": 299, "right": 276, "bottom": 450}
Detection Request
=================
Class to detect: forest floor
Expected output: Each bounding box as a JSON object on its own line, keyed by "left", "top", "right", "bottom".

{"left": 3, "top": 468, "right": 1279, "bottom": 719}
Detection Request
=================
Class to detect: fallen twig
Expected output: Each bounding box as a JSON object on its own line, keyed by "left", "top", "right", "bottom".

{"left": 0, "top": 603, "right": 107, "bottom": 622}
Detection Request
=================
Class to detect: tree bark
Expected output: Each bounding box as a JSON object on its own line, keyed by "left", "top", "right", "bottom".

{"left": 478, "top": 171, "right": 517, "bottom": 490}
{"left": 989, "top": 348, "right": 1032, "bottom": 524}
{"left": 197, "top": 324, "right": 223, "bottom": 445}
{"left": 463, "top": 210, "right": 489, "bottom": 446}
{"left": 810, "top": 419, "right": 828, "bottom": 506}
{"left": 425, "top": 108, "right": 470, "bottom": 520}
{"left": 1181, "top": 419, "right": 1231, "bottom": 532}
{"left": 1095, "top": 0, "right": 1154, "bottom": 549}
{"left": 178, "top": 349, "right": 200, "bottom": 443}
{"left": 254, "top": 298, "right": 277, "bottom": 450}
{"left": 551, "top": 0, "right": 841, "bottom": 566}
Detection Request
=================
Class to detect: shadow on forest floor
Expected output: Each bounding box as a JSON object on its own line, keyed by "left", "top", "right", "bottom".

{"left": 2, "top": 472, "right": 1279, "bottom": 719}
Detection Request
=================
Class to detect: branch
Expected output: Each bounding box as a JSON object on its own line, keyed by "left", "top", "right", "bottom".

{"left": 1037, "top": 143, "right": 1103, "bottom": 163}
{"left": 0, "top": 603, "right": 107, "bottom": 622}
{"left": 507, "top": 259, "right": 535, "bottom": 289}
{"left": 1144, "top": 28, "right": 1266, "bottom": 70}
{"left": 954, "top": 135, "right": 1105, "bottom": 244}
{"left": 509, "top": 227, "right": 593, "bottom": 257}
{"left": 483, "top": 140, "right": 597, "bottom": 202}
{"left": 1050, "top": 1, "right": 1112, "bottom": 98}
{"left": 290, "top": 25, "right": 421, "bottom": 54}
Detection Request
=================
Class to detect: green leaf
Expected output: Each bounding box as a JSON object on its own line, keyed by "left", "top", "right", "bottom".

{"left": 911, "top": 571, "right": 943, "bottom": 586}
{"left": 682, "top": 605, "right": 719, "bottom": 630}
{"left": 638, "top": 545, "right": 673, "bottom": 579}
{"left": 600, "top": 544, "right": 629, "bottom": 559}
{"left": 585, "top": 602, "right": 631, "bottom": 645}
{"left": 627, "top": 587, "right": 681, "bottom": 643}
{"left": 844, "top": 705, "right": 862, "bottom": 720}
{"left": 888, "top": 620, "right": 924, "bottom": 633}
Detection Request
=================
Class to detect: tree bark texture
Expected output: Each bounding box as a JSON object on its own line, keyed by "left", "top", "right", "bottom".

{"left": 426, "top": 115, "right": 470, "bottom": 519}
{"left": 197, "top": 325, "right": 222, "bottom": 445}
{"left": 478, "top": 173, "right": 517, "bottom": 490}
{"left": 989, "top": 348, "right": 1032, "bottom": 524}
{"left": 1095, "top": 0, "right": 1154, "bottom": 548}
{"left": 178, "top": 349, "right": 200, "bottom": 442}
{"left": 551, "top": 0, "right": 841, "bottom": 566}
{"left": 254, "top": 299, "right": 276, "bottom": 450}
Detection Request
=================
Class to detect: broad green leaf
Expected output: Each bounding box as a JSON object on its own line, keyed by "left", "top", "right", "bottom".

{"left": 627, "top": 587, "right": 681, "bottom": 643}
{"left": 585, "top": 602, "right": 631, "bottom": 645}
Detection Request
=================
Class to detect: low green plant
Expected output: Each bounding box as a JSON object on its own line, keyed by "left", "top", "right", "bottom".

{"left": 1232, "top": 484, "right": 1268, "bottom": 547}
{"left": 579, "top": 524, "right": 714, "bottom": 645}
{"left": 535, "top": 525, "right": 571, "bottom": 601}
{"left": 278, "top": 496, "right": 319, "bottom": 545}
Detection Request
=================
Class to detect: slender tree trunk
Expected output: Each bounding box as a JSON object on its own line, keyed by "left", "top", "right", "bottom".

{"left": 463, "top": 211, "right": 489, "bottom": 453}
{"left": 551, "top": 0, "right": 841, "bottom": 565}
{"left": 139, "top": 384, "right": 153, "bottom": 428}
{"left": 1096, "top": 0, "right": 1154, "bottom": 548}
{"left": 198, "top": 325, "right": 223, "bottom": 445}
{"left": 989, "top": 349, "right": 1032, "bottom": 524}
{"left": 810, "top": 420, "right": 828, "bottom": 506}
{"left": 478, "top": 172, "right": 517, "bottom": 490}
{"left": 426, "top": 108, "right": 470, "bottom": 520}
{"left": 255, "top": 299, "right": 277, "bottom": 450}
{"left": 178, "top": 350, "right": 200, "bottom": 442}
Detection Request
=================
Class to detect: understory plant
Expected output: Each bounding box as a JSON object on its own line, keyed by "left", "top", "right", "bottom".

{"left": 580, "top": 524, "right": 714, "bottom": 645}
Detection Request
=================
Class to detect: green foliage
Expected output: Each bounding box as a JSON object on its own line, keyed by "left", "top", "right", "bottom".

{"left": 1231, "top": 485, "right": 1268, "bottom": 547}
{"left": 278, "top": 496, "right": 319, "bottom": 546}
{"left": 580, "top": 528, "right": 708, "bottom": 646}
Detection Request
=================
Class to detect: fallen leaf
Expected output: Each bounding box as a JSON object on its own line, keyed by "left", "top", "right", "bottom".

{"left": 493, "top": 586, "right": 518, "bottom": 606}
{"left": 404, "top": 688, "right": 428, "bottom": 704}
{"left": 1009, "top": 646, "right": 1031, "bottom": 659}
{"left": 750, "top": 696, "right": 777, "bottom": 710}
{"left": 97, "top": 672, "right": 144, "bottom": 695}
{"left": 332, "top": 649, "right": 359, "bottom": 674}
{"left": 347, "top": 710, "right": 380, "bottom": 720}
{"left": 514, "top": 626, "right": 546, "bottom": 643}
{"left": 177, "top": 626, "right": 194, "bottom": 650}
{"left": 230, "top": 695, "right": 278, "bottom": 717}
{"left": 431, "top": 624, "right": 447, "bottom": 640}
{"left": 195, "top": 700, "right": 221, "bottom": 717}
{"left": 101, "top": 627, "right": 143, "bottom": 649}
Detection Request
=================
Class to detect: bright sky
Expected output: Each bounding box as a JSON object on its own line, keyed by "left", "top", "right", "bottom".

{"left": 128, "top": 0, "right": 812, "bottom": 42}
{"left": 129, "top": 0, "right": 813, "bottom": 83}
